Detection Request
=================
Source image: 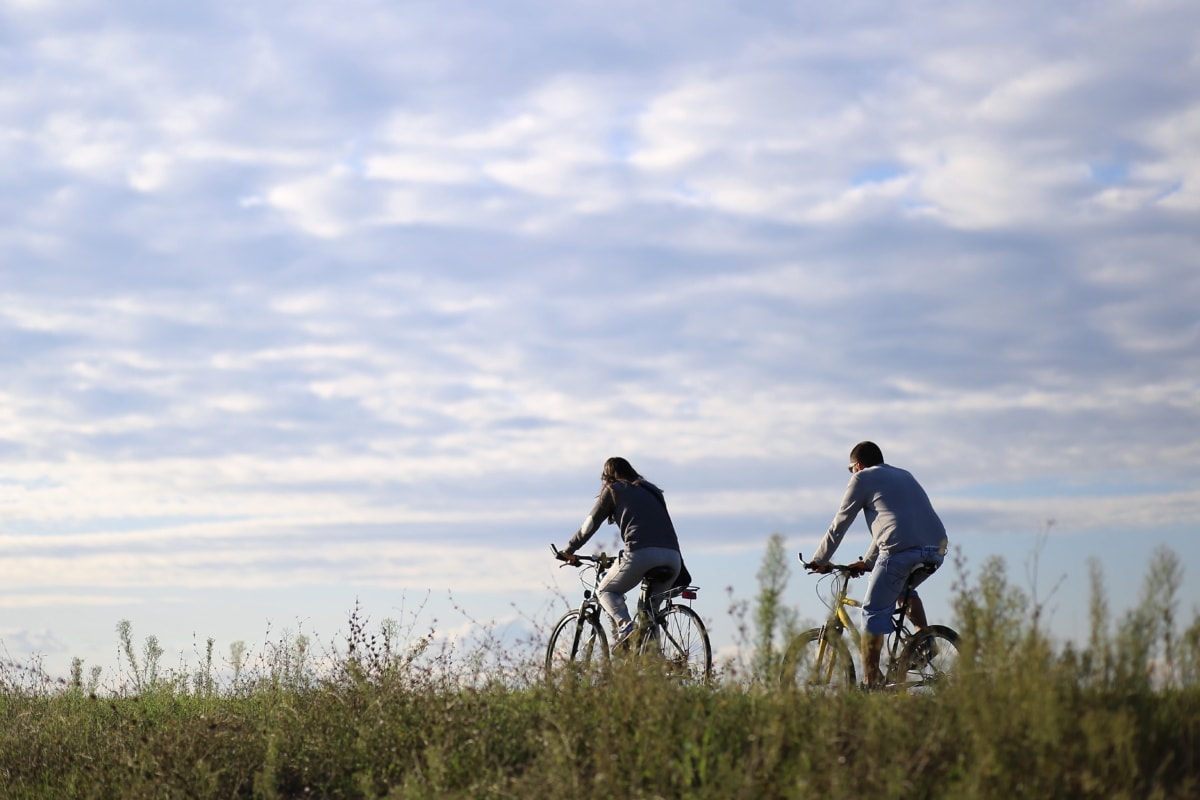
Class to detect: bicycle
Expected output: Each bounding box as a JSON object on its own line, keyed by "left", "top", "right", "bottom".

{"left": 783, "top": 553, "right": 959, "bottom": 693}
{"left": 545, "top": 546, "right": 712, "bottom": 683}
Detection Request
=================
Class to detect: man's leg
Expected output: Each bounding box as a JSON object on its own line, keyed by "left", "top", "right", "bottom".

{"left": 905, "top": 593, "right": 929, "bottom": 630}
{"left": 861, "top": 551, "right": 915, "bottom": 688}
{"left": 862, "top": 633, "right": 885, "bottom": 688}
{"left": 900, "top": 545, "right": 946, "bottom": 632}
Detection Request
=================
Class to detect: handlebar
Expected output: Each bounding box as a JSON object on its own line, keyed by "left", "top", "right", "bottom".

{"left": 798, "top": 552, "right": 865, "bottom": 576}
{"left": 551, "top": 544, "right": 614, "bottom": 570}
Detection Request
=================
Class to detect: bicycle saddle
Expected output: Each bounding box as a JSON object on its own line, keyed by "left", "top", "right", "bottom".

{"left": 642, "top": 565, "right": 677, "bottom": 584}
{"left": 907, "top": 562, "right": 940, "bottom": 584}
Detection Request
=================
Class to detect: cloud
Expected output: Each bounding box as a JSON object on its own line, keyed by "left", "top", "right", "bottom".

{"left": 0, "top": 0, "right": 1198, "bottom": 674}
{"left": 0, "top": 627, "right": 70, "bottom": 657}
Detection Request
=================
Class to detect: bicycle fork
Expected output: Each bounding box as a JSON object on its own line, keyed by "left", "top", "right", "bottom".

{"left": 809, "top": 623, "right": 842, "bottom": 682}
{"left": 572, "top": 600, "right": 605, "bottom": 660}
{"left": 813, "top": 604, "right": 858, "bottom": 682}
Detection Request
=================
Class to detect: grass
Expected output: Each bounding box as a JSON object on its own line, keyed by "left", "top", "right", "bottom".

{"left": 1, "top": 548, "right": 1198, "bottom": 799}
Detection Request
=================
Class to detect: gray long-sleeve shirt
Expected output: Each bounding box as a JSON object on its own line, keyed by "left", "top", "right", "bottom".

{"left": 566, "top": 479, "right": 681, "bottom": 554}
{"left": 811, "top": 463, "right": 947, "bottom": 569}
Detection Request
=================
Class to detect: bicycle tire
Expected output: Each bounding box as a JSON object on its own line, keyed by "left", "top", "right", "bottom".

{"left": 784, "top": 627, "right": 857, "bottom": 689}
{"left": 642, "top": 605, "right": 712, "bottom": 683}
{"left": 890, "top": 624, "right": 959, "bottom": 693}
{"left": 545, "top": 609, "right": 609, "bottom": 676}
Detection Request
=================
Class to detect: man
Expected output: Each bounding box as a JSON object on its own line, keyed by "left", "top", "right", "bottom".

{"left": 807, "top": 441, "right": 948, "bottom": 688}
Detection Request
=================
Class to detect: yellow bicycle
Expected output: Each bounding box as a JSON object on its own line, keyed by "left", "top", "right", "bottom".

{"left": 785, "top": 553, "right": 959, "bottom": 692}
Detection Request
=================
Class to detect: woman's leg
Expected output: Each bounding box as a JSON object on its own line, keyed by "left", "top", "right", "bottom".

{"left": 597, "top": 548, "right": 680, "bottom": 627}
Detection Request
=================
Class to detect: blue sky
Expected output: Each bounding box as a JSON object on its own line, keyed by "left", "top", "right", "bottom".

{"left": 2, "top": 0, "right": 1198, "bottom": 680}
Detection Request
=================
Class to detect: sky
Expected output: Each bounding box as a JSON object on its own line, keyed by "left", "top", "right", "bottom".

{"left": 1, "top": 0, "right": 1198, "bottom": 683}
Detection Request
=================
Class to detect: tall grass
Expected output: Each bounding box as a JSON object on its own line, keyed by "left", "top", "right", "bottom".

{"left": 1, "top": 549, "right": 1197, "bottom": 799}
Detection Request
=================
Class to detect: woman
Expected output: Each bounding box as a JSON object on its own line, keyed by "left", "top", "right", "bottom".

{"left": 559, "top": 457, "right": 682, "bottom": 644}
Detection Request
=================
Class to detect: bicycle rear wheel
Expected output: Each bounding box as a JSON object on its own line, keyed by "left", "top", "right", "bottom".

{"left": 545, "top": 609, "right": 609, "bottom": 677}
{"left": 891, "top": 625, "right": 959, "bottom": 693}
{"left": 642, "top": 605, "right": 712, "bottom": 683}
{"left": 784, "top": 627, "right": 856, "bottom": 689}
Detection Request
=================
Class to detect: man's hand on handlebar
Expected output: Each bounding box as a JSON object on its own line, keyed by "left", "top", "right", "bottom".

{"left": 802, "top": 555, "right": 869, "bottom": 578}
{"left": 555, "top": 548, "right": 580, "bottom": 567}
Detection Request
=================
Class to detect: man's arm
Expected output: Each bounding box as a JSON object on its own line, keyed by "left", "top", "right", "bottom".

{"left": 861, "top": 538, "right": 880, "bottom": 570}
{"left": 810, "top": 479, "right": 864, "bottom": 564}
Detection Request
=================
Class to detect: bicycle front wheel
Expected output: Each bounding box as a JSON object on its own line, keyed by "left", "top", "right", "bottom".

{"left": 643, "top": 605, "right": 712, "bottom": 683}
{"left": 892, "top": 625, "right": 959, "bottom": 693}
{"left": 784, "top": 627, "right": 856, "bottom": 689}
{"left": 545, "top": 609, "right": 609, "bottom": 676}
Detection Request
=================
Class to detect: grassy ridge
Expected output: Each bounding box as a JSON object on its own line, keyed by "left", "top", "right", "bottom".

{"left": 1, "top": 549, "right": 1198, "bottom": 799}
{"left": 1, "top": 668, "right": 1196, "bottom": 798}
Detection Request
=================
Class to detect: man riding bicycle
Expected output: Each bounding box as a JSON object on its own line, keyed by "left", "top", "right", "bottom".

{"left": 806, "top": 441, "right": 948, "bottom": 688}
{"left": 557, "top": 457, "right": 682, "bottom": 647}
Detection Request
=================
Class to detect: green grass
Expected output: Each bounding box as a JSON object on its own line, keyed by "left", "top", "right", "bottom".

{"left": 1, "top": 549, "right": 1198, "bottom": 799}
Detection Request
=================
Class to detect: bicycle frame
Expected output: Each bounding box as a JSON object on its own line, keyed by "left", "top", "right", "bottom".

{"left": 570, "top": 555, "right": 610, "bottom": 628}
{"left": 634, "top": 577, "right": 698, "bottom": 645}
{"left": 802, "top": 555, "right": 918, "bottom": 681}
{"left": 553, "top": 545, "right": 696, "bottom": 636}
{"left": 541, "top": 551, "right": 614, "bottom": 673}
{"left": 548, "top": 545, "right": 711, "bottom": 681}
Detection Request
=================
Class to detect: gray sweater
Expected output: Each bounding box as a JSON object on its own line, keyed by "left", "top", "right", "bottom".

{"left": 566, "top": 480, "right": 681, "bottom": 554}
{"left": 812, "top": 463, "right": 947, "bottom": 569}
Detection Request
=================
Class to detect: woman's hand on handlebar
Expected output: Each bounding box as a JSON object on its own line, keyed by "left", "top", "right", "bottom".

{"left": 551, "top": 544, "right": 580, "bottom": 566}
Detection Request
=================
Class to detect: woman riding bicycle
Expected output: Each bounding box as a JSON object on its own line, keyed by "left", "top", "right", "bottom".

{"left": 557, "top": 457, "right": 682, "bottom": 647}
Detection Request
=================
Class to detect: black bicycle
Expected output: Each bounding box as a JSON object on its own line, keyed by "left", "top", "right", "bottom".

{"left": 546, "top": 546, "right": 712, "bottom": 683}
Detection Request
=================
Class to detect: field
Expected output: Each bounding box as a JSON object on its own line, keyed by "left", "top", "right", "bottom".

{"left": 1, "top": 548, "right": 1197, "bottom": 799}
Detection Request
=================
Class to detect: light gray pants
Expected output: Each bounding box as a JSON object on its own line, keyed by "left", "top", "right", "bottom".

{"left": 597, "top": 546, "right": 682, "bottom": 626}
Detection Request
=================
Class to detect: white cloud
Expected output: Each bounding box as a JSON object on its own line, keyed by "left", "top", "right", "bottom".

{"left": 364, "top": 154, "right": 475, "bottom": 185}
{"left": 1, "top": 0, "right": 1198, "bottom": 675}
{"left": 1144, "top": 105, "right": 1200, "bottom": 211}
{"left": 0, "top": 594, "right": 138, "bottom": 608}
{"left": 975, "top": 61, "right": 1094, "bottom": 124}
{"left": 265, "top": 171, "right": 361, "bottom": 238}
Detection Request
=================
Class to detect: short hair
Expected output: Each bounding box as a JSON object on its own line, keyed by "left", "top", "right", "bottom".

{"left": 850, "top": 441, "right": 884, "bottom": 468}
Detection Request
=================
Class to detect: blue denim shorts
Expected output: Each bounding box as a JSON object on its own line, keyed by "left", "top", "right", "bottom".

{"left": 862, "top": 545, "right": 945, "bottom": 636}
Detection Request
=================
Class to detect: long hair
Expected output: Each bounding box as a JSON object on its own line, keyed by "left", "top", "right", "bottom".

{"left": 599, "top": 456, "right": 644, "bottom": 522}
{"left": 601, "top": 456, "right": 641, "bottom": 485}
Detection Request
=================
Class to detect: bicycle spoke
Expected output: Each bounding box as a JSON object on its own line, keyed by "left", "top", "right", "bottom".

{"left": 889, "top": 625, "right": 959, "bottom": 694}
{"left": 645, "top": 605, "right": 712, "bottom": 683}
{"left": 785, "top": 628, "right": 856, "bottom": 690}
{"left": 545, "top": 609, "right": 609, "bottom": 679}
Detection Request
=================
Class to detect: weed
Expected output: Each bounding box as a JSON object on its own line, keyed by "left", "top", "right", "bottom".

{"left": 0, "top": 548, "right": 1198, "bottom": 798}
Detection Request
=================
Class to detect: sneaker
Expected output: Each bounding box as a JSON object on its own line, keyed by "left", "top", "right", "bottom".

{"left": 613, "top": 621, "right": 635, "bottom": 650}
